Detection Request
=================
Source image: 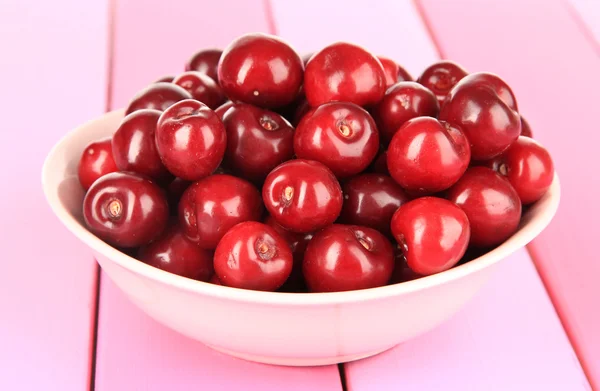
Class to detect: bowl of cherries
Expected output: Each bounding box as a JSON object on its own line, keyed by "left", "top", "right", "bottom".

{"left": 42, "top": 32, "right": 559, "bottom": 366}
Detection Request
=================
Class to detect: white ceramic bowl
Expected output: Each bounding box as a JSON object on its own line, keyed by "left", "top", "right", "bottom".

{"left": 42, "top": 109, "right": 560, "bottom": 366}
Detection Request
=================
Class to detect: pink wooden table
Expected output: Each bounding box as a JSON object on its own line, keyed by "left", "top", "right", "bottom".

{"left": 1, "top": 0, "right": 598, "bottom": 389}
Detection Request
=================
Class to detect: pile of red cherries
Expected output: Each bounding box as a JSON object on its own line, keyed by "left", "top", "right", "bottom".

{"left": 79, "top": 33, "right": 554, "bottom": 293}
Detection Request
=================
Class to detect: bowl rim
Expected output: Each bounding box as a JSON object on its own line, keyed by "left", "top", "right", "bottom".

{"left": 42, "top": 109, "right": 561, "bottom": 306}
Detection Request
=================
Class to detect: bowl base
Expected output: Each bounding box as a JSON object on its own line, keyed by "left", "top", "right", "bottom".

{"left": 205, "top": 344, "right": 395, "bottom": 366}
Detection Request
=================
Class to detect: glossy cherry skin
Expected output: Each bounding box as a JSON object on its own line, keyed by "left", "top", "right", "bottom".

{"left": 214, "top": 221, "right": 293, "bottom": 291}
{"left": 185, "top": 49, "right": 222, "bottom": 81}
{"left": 294, "top": 102, "right": 379, "bottom": 178}
{"left": 138, "top": 223, "right": 213, "bottom": 281}
{"left": 447, "top": 167, "right": 522, "bottom": 247}
{"left": 389, "top": 245, "right": 422, "bottom": 284}
{"left": 372, "top": 81, "right": 440, "bottom": 144}
{"left": 264, "top": 215, "right": 313, "bottom": 290}
{"left": 417, "top": 61, "right": 468, "bottom": 105}
{"left": 485, "top": 136, "right": 554, "bottom": 204}
{"left": 391, "top": 197, "right": 470, "bottom": 276}
{"left": 83, "top": 172, "right": 169, "bottom": 248}
{"left": 303, "top": 224, "right": 394, "bottom": 292}
{"left": 222, "top": 103, "right": 295, "bottom": 182}
{"left": 155, "top": 75, "right": 175, "bottom": 83}
{"left": 463, "top": 72, "right": 518, "bottom": 111}
{"left": 125, "top": 82, "right": 192, "bottom": 115}
{"left": 111, "top": 109, "right": 171, "bottom": 181}
{"left": 340, "top": 174, "right": 410, "bottom": 235}
{"left": 179, "top": 174, "right": 263, "bottom": 249}
{"left": 387, "top": 117, "right": 470, "bottom": 193}
{"left": 439, "top": 72, "right": 521, "bottom": 160}
{"left": 378, "top": 56, "right": 413, "bottom": 87}
{"left": 78, "top": 137, "right": 118, "bottom": 190}
{"left": 262, "top": 159, "right": 343, "bottom": 233}
{"left": 218, "top": 33, "right": 303, "bottom": 108}
{"left": 155, "top": 99, "right": 227, "bottom": 181}
{"left": 215, "top": 100, "right": 234, "bottom": 120}
{"left": 304, "top": 42, "right": 386, "bottom": 107}
{"left": 520, "top": 115, "right": 533, "bottom": 138}
{"left": 172, "top": 71, "right": 226, "bottom": 109}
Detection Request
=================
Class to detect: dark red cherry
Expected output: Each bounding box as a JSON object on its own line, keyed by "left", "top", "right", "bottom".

{"left": 185, "top": 49, "right": 222, "bottom": 81}
{"left": 447, "top": 167, "right": 522, "bottom": 247}
{"left": 369, "top": 149, "right": 389, "bottom": 175}
{"left": 138, "top": 222, "right": 213, "bottom": 281}
{"left": 439, "top": 72, "right": 521, "bottom": 160}
{"left": 215, "top": 100, "right": 234, "bottom": 120}
{"left": 125, "top": 82, "right": 192, "bottom": 115}
{"left": 155, "top": 75, "right": 175, "bottom": 83}
{"left": 179, "top": 174, "right": 263, "bottom": 249}
{"left": 166, "top": 177, "right": 191, "bottom": 215}
{"left": 303, "top": 224, "right": 394, "bottom": 292}
{"left": 209, "top": 274, "right": 222, "bottom": 285}
{"left": 291, "top": 96, "right": 311, "bottom": 127}
{"left": 111, "top": 109, "right": 171, "bottom": 181}
{"left": 304, "top": 42, "right": 386, "bottom": 107}
{"left": 378, "top": 56, "right": 413, "bottom": 87}
{"left": 218, "top": 33, "right": 303, "bottom": 108}
{"left": 83, "top": 172, "right": 169, "bottom": 248}
{"left": 222, "top": 103, "right": 295, "bottom": 182}
{"left": 371, "top": 81, "right": 440, "bottom": 144}
{"left": 172, "top": 71, "right": 226, "bottom": 109}
{"left": 463, "top": 72, "right": 518, "bottom": 111}
{"left": 520, "top": 115, "right": 533, "bottom": 138}
{"left": 262, "top": 159, "right": 343, "bottom": 233}
{"left": 387, "top": 117, "right": 470, "bottom": 193}
{"left": 294, "top": 102, "right": 379, "bottom": 178}
{"left": 155, "top": 99, "right": 227, "bottom": 181}
{"left": 486, "top": 136, "right": 554, "bottom": 204}
{"left": 417, "top": 60, "right": 468, "bottom": 105}
{"left": 214, "top": 221, "right": 293, "bottom": 291}
{"left": 389, "top": 246, "right": 422, "bottom": 284}
{"left": 340, "top": 174, "right": 410, "bottom": 235}
{"left": 391, "top": 197, "right": 470, "bottom": 276}
{"left": 78, "top": 137, "right": 118, "bottom": 190}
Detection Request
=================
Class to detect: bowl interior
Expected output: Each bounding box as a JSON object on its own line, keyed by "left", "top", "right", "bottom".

{"left": 41, "top": 109, "right": 561, "bottom": 305}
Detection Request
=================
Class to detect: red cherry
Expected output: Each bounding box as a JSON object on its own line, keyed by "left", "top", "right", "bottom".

{"left": 172, "top": 71, "right": 226, "bottom": 109}
{"left": 391, "top": 197, "right": 470, "bottom": 276}
{"left": 486, "top": 136, "right": 554, "bottom": 204}
{"left": 83, "top": 172, "right": 169, "bottom": 248}
{"left": 111, "top": 109, "right": 171, "bottom": 181}
{"left": 262, "top": 159, "right": 343, "bottom": 233}
{"left": 166, "top": 177, "right": 191, "bottom": 215}
{"left": 304, "top": 42, "right": 386, "bottom": 107}
{"left": 463, "top": 72, "right": 518, "bottom": 111}
{"left": 78, "top": 137, "right": 118, "bottom": 190}
{"left": 209, "top": 274, "right": 222, "bottom": 285}
{"left": 154, "top": 75, "right": 175, "bottom": 83}
{"left": 264, "top": 215, "right": 313, "bottom": 290}
{"left": 520, "top": 115, "right": 533, "bottom": 138}
{"left": 138, "top": 223, "right": 213, "bottom": 281}
{"left": 369, "top": 149, "right": 389, "bottom": 175}
{"left": 439, "top": 72, "right": 521, "bottom": 160}
{"left": 214, "top": 221, "right": 293, "bottom": 291}
{"left": 125, "top": 82, "right": 192, "bottom": 115}
{"left": 179, "top": 174, "right": 263, "bottom": 249}
{"left": 294, "top": 102, "right": 379, "bottom": 178}
{"left": 447, "top": 167, "right": 522, "bottom": 247}
{"left": 218, "top": 33, "right": 303, "bottom": 108}
{"left": 185, "top": 49, "right": 222, "bottom": 81}
{"left": 387, "top": 117, "right": 470, "bottom": 193}
{"left": 417, "top": 60, "right": 468, "bottom": 105}
{"left": 215, "top": 100, "right": 234, "bottom": 120}
{"left": 340, "top": 174, "right": 410, "bottom": 235}
{"left": 291, "top": 96, "right": 311, "bottom": 127}
{"left": 155, "top": 99, "right": 227, "bottom": 181}
{"left": 378, "top": 56, "right": 413, "bottom": 87}
{"left": 390, "top": 246, "right": 422, "bottom": 284}
{"left": 371, "top": 81, "right": 440, "bottom": 144}
{"left": 303, "top": 224, "right": 394, "bottom": 292}
{"left": 222, "top": 103, "right": 295, "bottom": 182}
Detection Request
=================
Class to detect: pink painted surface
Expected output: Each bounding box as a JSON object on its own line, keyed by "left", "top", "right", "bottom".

{"left": 272, "top": 0, "right": 589, "bottom": 389}
{"left": 568, "top": 0, "right": 600, "bottom": 48}
{"left": 0, "top": 0, "right": 107, "bottom": 389}
{"left": 419, "top": 0, "right": 600, "bottom": 387}
{"left": 346, "top": 250, "right": 590, "bottom": 390}
{"left": 95, "top": 0, "right": 341, "bottom": 389}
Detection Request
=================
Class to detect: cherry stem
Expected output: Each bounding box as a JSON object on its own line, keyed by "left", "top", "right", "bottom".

{"left": 260, "top": 117, "right": 278, "bottom": 131}
{"left": 107, "top": 199, "right": 122, "bottom": 219}
{"left": 283, "top": 186, "right": 294, "bottom": 202}
{"left": 255, "top": 240, "right": 276, "bottom": 260}
{"left": 338, "top": 124, "right": 351, "bottom": 137}
{"left": 358, "top": 237, "right": 372, "bottom": 250}
{"left": 499, "top": 163, "right": 508, "bottom": 176}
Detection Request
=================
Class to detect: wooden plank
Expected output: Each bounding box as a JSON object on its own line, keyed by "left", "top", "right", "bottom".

{"left": 270, "top": 0, "right": 590, "bottom": 389}
{"left": 94, "top": 0, "right": 342, "bottom": 389}
{"left": 0, "top": 0, "right": 108, "bottom": 389}
{"left": 418, "top": 0, "right": 600, "bottom": 387}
